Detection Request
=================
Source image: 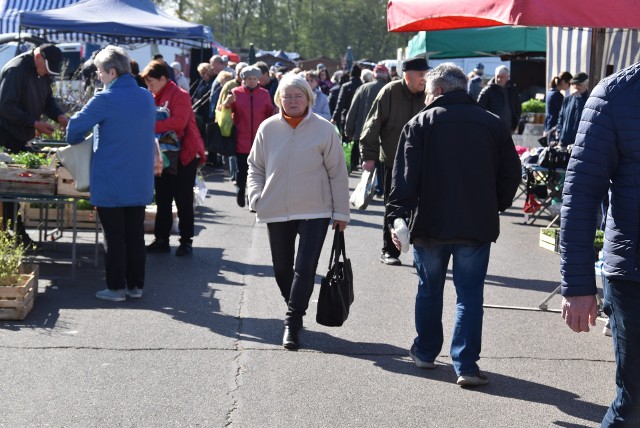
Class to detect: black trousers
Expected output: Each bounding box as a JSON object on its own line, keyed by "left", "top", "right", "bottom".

{"left": 154, "top": 158, "right": 198, "bottom": 244}
{"left": 382, "top": 164, "right": 400, "bottom": 258}
{"left": 97, "top": 206, "right": 146, "bottom": 291}
{"left": 267, "top": 218, "right": 330, "bottom": 328}
{"left": 235, "top": 153, "right": 249, "bottom": 191}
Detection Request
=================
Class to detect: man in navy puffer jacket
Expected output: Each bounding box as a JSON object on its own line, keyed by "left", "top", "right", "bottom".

{"left": 560, "top": 61, "right": 640, "bottom": 427}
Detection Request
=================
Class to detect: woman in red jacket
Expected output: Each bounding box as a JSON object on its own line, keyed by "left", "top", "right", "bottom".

{"left": 141, "top": 60, "right": 206, "bottom": 256}
{"left": 221, "top": 66, "right": 274, "bottom": 207}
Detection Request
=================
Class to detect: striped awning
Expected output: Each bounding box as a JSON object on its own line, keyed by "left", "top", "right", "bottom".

{"left": 547, "top": 27, "right": 640, "bottom": 84}
{"left": 0, "top": 0, "right": 206, "bottom": 47}
{"left": 1, "top": 0, "right": 76, "bottom": 34}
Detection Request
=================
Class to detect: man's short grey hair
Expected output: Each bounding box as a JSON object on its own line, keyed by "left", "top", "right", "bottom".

{"left": 495, "top": 65, "right": 509, "bottom": 76}
{"left": 425, "top": 62, "right": 467, "bottom": 94}
{"left": 94, "top": 45, "right": 131, "bottom": 76}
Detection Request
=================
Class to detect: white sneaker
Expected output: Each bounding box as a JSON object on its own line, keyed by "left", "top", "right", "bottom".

{"left": 409, "top": 345, "right": 436, "bottom": 369}
{"left": 96, "top": 289, "right": 126, "bottom": 302}
{"left": 125, "top": 287, "right": 143, "bottom": 299}
{"left": 603, "top": 319, "right": 612, "bottom": 337}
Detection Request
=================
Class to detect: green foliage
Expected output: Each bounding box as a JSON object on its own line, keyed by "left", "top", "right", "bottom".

{"left": 76, "top": 199, "right": 93, "bottom": 210}
{"left": 522, "top": 99, "right": 546, "bottom": 113}
{"left": 594, "top": 230, "right": 605, "bottom": 253}
{"left": 176, "top": 0, "right": 413, "bottom": 62}
{"left": 0, "top": 221, "right": 26, "bottom": 286}
{"left": 11, "top": 152, "right": 48, "bottom": 169}
{"left": 541, "top": 228, "right": 605, "bottom": 252}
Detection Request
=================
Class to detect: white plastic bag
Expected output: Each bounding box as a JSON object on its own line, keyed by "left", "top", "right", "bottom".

{"left": 57, "top": 134, "right": 93, "bottom": 192}
{"left": 349, "top": 168, "right": 377, "bottom": 210}
{"left": 194, "top": 172, "right": 207, "bottom": 207}
{"left": 393, "top": 218, "right": 410, "bottom": 253}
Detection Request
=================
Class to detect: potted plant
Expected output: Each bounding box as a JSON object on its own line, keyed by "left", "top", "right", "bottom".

{"left": 521, "top": 99, "right": 546, "bottom": 124}
{"left": 539, "top": 228, "right": 605, "bottom": 256}
{"left": 0, "top": 223, "right": 38, "bottom": 320}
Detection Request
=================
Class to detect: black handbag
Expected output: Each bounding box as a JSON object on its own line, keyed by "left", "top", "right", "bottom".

{"left": 316, "top": 229, "right": 354, "bottom": 327}
{"left": 206, "top": 122, "right": 236, "bottom": 156}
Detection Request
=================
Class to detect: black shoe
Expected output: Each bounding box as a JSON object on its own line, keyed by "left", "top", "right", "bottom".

{"left": 380, "top": 252, "right": 401, "bottom": 265}
{"left": 175, "top": 242, "right": 193, "bottom": 257}
{"left": 236, "top": 188, "right": 246, "bottom": 207}
{"left": 146, "top": 239, "right": 170, "bottom": 253}
{"left": 283, "top": 326, "right": 300, "bottom": 350}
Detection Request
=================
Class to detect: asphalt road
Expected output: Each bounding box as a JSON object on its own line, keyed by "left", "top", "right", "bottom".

{"left": 0, "top": 166, "right": 615, "bottom": 428}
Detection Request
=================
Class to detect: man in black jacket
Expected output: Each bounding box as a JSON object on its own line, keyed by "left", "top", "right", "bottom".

{"left": 332, "top": 64, "right": 362, "bottom": 170}
{"left": 477, "top": 65, "right": 521, "bottom": 133}
{"left": 0, "top": 44, "right": 68, "bottom": 246}
{"left": 387, "top": 63, "right": 521, "bottom": 387}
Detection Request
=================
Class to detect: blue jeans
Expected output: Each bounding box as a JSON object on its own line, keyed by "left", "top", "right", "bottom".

{"left": 267, "top": 218, "right": 330, "bottom": 329}
{"left": 412, "top": 242, "right": 490, "bottom": 376}
{"left": 601, "top": 277, "right": 640, "bottom": 428}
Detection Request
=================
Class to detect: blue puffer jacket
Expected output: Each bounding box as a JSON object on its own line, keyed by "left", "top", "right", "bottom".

{"left": 560, "top": 61, "right": 640, "bottom": 296}
{"left": 66, "top": 74, "right": 156, "bottom": 208}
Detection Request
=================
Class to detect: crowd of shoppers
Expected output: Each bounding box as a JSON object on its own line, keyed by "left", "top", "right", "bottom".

{"left": 6, "top": 42, "right": 637, "bottom": 422}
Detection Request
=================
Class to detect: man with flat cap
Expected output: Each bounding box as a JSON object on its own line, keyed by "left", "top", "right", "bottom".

{"left": 0, "top": 43, "right": 68, "bottom": 246}
{"left": 360, "top": 56, "right": 428, "bottom": 266}
{"left": 556, "top": 72, "right": 589, "bottom": 147}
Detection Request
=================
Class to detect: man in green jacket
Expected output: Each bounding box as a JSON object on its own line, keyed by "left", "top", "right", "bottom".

{"left": 360, "top": 57, "right": 428, "bottom": 265}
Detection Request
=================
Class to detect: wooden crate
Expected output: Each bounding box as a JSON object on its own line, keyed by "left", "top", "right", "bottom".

{"left": 69, "top": 208, "right": 98, "bottom": 230}
{"left": 0, "top": 264, "right": 38, "bottom": 321}
{"left": 56, "top": 167, "right": 90, "bottom": 198}
{"left": 20, "top": 203, "right": 67, "bottom": 229}
{"left": 539, "top": 228, "right": 560, "bottom": 253}
{"left": 0, "top": 165, "right": 56, "bottom": 196}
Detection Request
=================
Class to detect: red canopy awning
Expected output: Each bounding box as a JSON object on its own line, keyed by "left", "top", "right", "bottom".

{"left": 387, "top": 0, "right": 640, "bottom": 32}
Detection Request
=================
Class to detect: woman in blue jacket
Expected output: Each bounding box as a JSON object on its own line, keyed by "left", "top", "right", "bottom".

{"left": 66, "top": 46, "right": 156, "bottom": 302}
{"left": 544, "top": 71, "right": 572, "bottom": 135}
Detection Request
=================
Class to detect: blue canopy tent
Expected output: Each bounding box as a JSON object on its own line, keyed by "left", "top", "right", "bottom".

{"left": 17, "top": 0, "right": 212, "bottom": 46}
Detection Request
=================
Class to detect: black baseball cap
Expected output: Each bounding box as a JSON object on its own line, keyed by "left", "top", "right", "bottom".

{"left": 39, "top": 44, "right": 63, "bottom": 76}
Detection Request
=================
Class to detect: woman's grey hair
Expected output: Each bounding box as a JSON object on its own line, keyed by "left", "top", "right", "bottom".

{"left": 273, "top": 73, "right": 314, "bottom": 110}
{"left": 94, "top": 45, "right": 131, "bottom": 76}
{"left": 425, "top": 62, "right": 468, "bottom": 94}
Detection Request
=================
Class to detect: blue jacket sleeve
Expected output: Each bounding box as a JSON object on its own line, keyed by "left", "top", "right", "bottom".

{"left": 560, "top": 85, "right": 617, "bottom": 297}
{"left": 66, "top": 93, "right": 107, "bottom": 145}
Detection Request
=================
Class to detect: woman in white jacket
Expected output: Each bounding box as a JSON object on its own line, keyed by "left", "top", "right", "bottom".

{"left": 247, "top": 73, "right": 350, "bottom": 350}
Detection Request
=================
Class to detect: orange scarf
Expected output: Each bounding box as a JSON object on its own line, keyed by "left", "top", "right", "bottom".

{"left": 283, "top": 110, "right": 306, "bottom": 129}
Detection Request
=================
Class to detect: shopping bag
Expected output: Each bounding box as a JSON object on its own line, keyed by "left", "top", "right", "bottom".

{"left": 316, "top": 229, "right": 354, "bottom": 327}
{"left": 207, "top": 122, "right": 236, "bottom": 156}
{"left": 349, "top": 168, "right": 377, "bottom": 210}
{"left": 342, "top": 142, "right": 353, "bottom": 173}
{"left": 216, "top": 107, "right": 234, "bottom": 137}
{"left": 193, "top": 170, "right": 207, "bottom": 207}
{"left": 57, "top": 134, "right": 93, "bottom": 192}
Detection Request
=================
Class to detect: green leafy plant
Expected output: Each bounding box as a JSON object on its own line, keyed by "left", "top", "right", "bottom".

{"left": 0, "top": 221, "right": 26, "bottom": 287}
{"left": 541, "top": 228, "right": 605, "bottom": 252}
{"left": 76, "top": 199, "right": 93, "bottom": 210}
{"left": 594, "top": 230, "right": 605, "bottom": 253}
{"left": 521, "top": 99, "right": 546, "bottom": 113}
{"left": 11, "top": 152, "right": 48, "bottom": 169}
